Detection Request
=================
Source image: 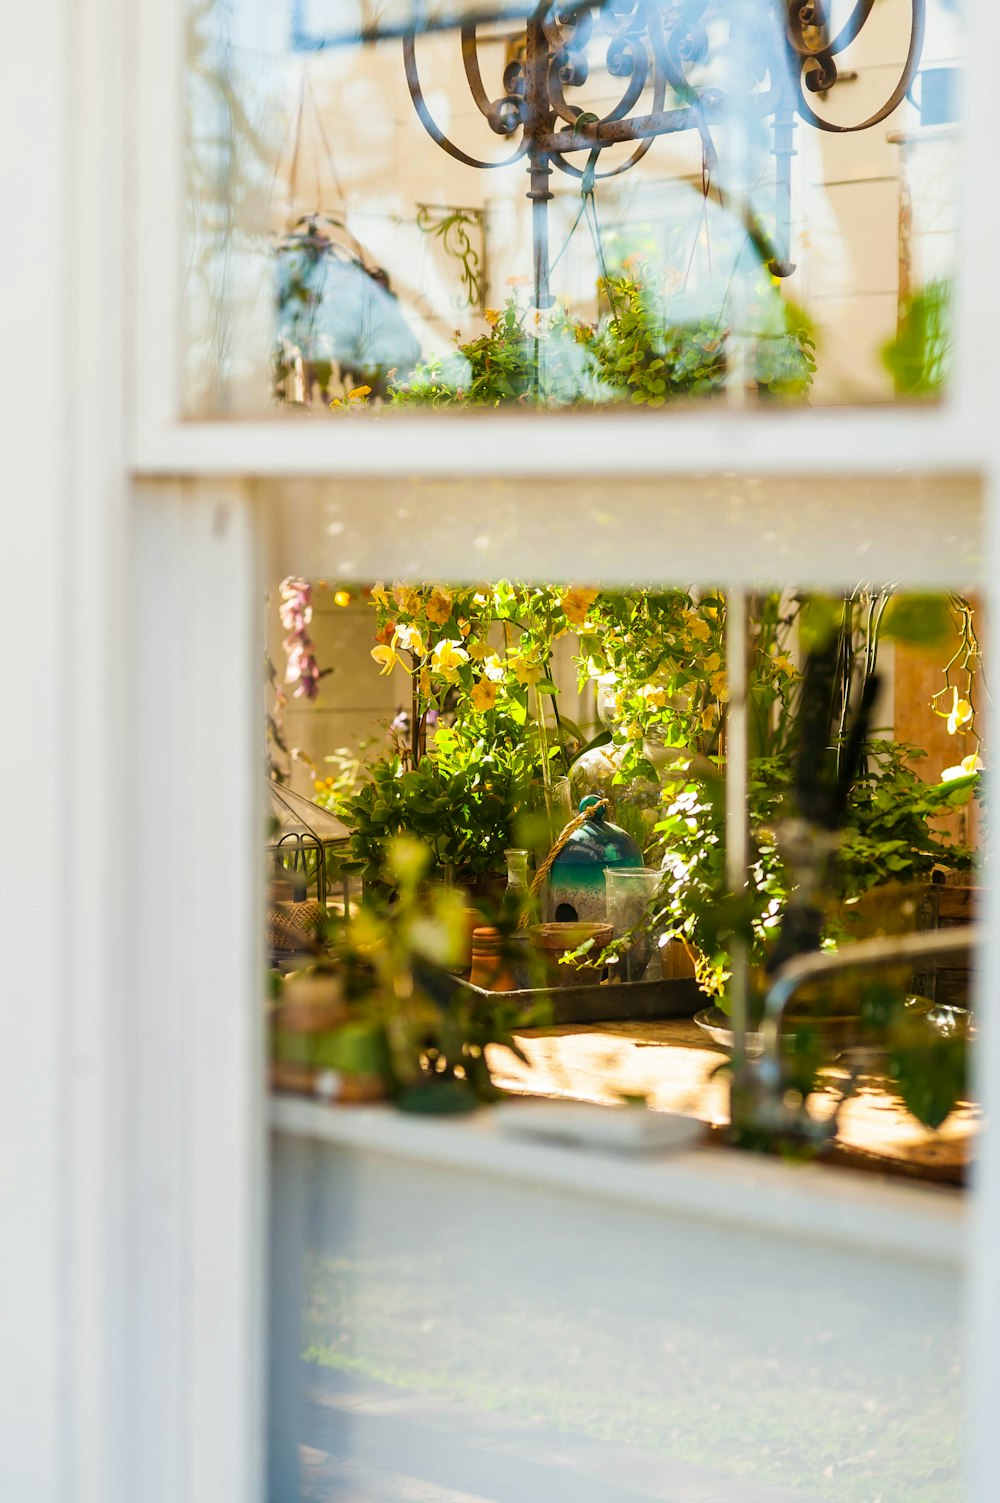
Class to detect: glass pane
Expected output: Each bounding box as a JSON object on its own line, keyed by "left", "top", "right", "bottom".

{"left": 264, "top": 564, "right": 982, "bottom": 1501}
{"left": 185, "top": 0, "right": 966, "bottom": 415}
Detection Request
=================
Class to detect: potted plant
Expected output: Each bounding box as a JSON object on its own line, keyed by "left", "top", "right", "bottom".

{"left": 271, "top": 835, "right": 548, "bottom": 1112}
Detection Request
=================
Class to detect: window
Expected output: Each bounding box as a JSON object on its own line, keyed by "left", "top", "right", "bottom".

{"left": 97, "top": 1, "right": 1000, "bottom": 1500}
{"left": 183, "top": 0, "right": 966, "bottom": 416}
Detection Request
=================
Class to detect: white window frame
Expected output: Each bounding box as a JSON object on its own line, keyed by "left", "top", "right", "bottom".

{"left": 4, "top": 0, "right": 999, "bottom": 1500}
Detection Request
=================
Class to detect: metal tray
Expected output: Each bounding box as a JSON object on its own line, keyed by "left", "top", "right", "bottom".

{"left": 455, "top": 975, "right": 706, "bottom": 1026}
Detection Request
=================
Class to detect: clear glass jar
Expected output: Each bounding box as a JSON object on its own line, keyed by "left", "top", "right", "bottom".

{"left": 604, "top": 866, "right": 664, "bottom": 983}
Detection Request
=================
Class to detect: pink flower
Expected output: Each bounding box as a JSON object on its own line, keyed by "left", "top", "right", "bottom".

{"left": 279, "top": 578, "right": 324, "bottom": 700}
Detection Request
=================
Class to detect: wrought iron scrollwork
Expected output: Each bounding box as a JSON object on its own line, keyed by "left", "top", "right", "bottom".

{"left": 402, "top": 0, "right": 928, "bottom": 306}
{"left": 416, "top": 204, "right": 488, "bottom": 313}
{"left": 783, "top": 0, "right": 925, "bottom": 132}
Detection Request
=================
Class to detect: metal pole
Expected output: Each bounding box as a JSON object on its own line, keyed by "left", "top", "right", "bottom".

{"left": 769, "top": 91, "right": 798, "bottom": 277}
{"left": 524, "top": 11, "right": 553, "bottom": 311}
{"left": 725, "top": 586, "right": 750, "bottom": 1064}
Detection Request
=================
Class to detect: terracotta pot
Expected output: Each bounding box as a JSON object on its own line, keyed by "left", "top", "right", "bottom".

{"left": 469, "top": 926, "right": 532, "bottom": 992}
{"left": 528, "top": 921, "right": 613, "bottom": 987}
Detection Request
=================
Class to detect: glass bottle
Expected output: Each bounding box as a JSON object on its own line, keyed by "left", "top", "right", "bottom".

{"left": 502, "top": 848, "right": 530, "bottom": 921}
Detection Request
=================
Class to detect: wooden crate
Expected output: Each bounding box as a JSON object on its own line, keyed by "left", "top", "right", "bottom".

{"left": 838, "top": 881, "right": 980, "bottom": 1007}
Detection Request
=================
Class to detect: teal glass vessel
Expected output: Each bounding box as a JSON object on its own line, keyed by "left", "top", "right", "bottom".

{"left": 546, "top": 795, "right": 644, "bottom": 927}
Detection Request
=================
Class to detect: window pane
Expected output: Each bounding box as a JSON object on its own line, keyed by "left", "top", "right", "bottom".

{"left": 265, "top": 564, "right": 981, "bottom": 1501}
{"left": 185, "top": 0, "right": 965, "bottom": 415}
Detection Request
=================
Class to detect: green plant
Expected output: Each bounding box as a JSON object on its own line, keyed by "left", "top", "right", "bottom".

{"left": 591, "top": 265, "right": 815, "bottom": 405}
{"left": 653, "top": 746, "right": 977, "bottom": 1006}
{"left": 391, "top": 294, "right": 606, "bottom": 408}
{"left": 325, "top": 836, "right": 545, "bottom": 1110}
{"left": 835, "top": 741, "right": 977, "bottom": 898}
{"left": 336, "top": 581, "right": 612, "bottom": 880}
{"left": 313, "top": 740, "right": 379, "bottom": 810}
{"left": 883, "top": 278, "right": 952, "bottom": 397}
{"left": 338, "top": 743, "right": 532, "bottom": 886}
{"left": 387, "top": 269, "right": 815, "bottom": 411}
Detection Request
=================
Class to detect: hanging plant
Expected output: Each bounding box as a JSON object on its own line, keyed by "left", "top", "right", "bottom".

{"left": 383, "top": 268, "right": 814, "bottom": 410}
{"left": 278, "top": 576, "right": 329, "bottom": 702}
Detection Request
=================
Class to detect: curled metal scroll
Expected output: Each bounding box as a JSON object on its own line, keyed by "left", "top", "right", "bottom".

{"left": 784, "top": 0, "right": 926, "bottom": 132}
{"left": 402, "top": 28, "right": 527, "bottom": 169}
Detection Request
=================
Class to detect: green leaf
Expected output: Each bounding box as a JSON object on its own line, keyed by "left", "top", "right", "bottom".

{"left": 889, "top": 1036, "right": 966, "bottom": 1130}
{"left": 881, "top": 594, "right": 953, "bottom": 648}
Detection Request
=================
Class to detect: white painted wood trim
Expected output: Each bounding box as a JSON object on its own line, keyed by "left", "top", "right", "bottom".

{"left": 257, "top": 471, "right": 983, "bottom": 590}
{"left": 133, "top": 406, "right": 990, "bottom": 480}
{"left": 0, "top": 0, "right": 70, "bottom": 1495}
{"left": 128, "top": 482, "right": 266, "bottom": 1503}
{"left": 270, "top": 1097, "right": 965, "bottom": 1269}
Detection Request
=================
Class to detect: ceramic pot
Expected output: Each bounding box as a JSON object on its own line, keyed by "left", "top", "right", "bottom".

{"left": 529, "top": 921, "right": 613, "bottom": 987}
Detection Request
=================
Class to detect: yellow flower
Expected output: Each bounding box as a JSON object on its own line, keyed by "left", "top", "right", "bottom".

{"left": 701, "top": 703, "right": 718, "bottom": 731}
{"left": 393, "top": 623, "right": 426, "bottom": 656}
{"left": 430, "top": 638, "right": 469, "bottom": 681}
{"left": 639, "top": 684, "right": 669, "bottom": 710}
{"left": 561, "top": 586, "right": 600, "bottom": 627}
{"left": 482, "top": 652, "right": 506, "bottom": 683}
{"left": 511, "top": 655, "right": 544, "bottom": 687}
{"left": 942, "top": 752, "right": 983, "bottom": 781}
{"left": 772, "top": 653, "right": 796, "bottom": 675}
{"left": 347, "top": 384, "right": 371, "bottom": 402}
{"left": 466, "top": 639, "right": 491, "bottom": 662}
{"left": 946, "top": 687, "right": 973, "bottom": 735}
{"left": 470, "top": 677, "right": 499, "bottom": 712}
{"left": 370, "top": 582, "right": 391, "bottom": 609}
{"left": 371, "top": 644, "right": 409, "bottom": 677}
{"left": 418, "top": 666, "right": 432, "bottom": 698}
{"left": 484, "top": 308, "right": 502, "bottom": 327}
{"left": 425, "top": 587, "right": 453, "bottom": 625}
{"left": 333, "top": 589, "right": 351, "bottom": 608}
{"left": 710, "top": 670, "right": 729, "bottom": 702}
{"left": 392, "top": 583, "right": 423, "bottom": 616}
{"left": 684, "top": 614, "right": 711, "bottom": 642}
{"left": 704, "top": 652, "right": 722, "bottom": 673}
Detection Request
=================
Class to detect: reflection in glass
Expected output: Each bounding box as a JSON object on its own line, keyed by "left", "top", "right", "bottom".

{"left": 186, "top": 0, "right": 965, "bottom": 414}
